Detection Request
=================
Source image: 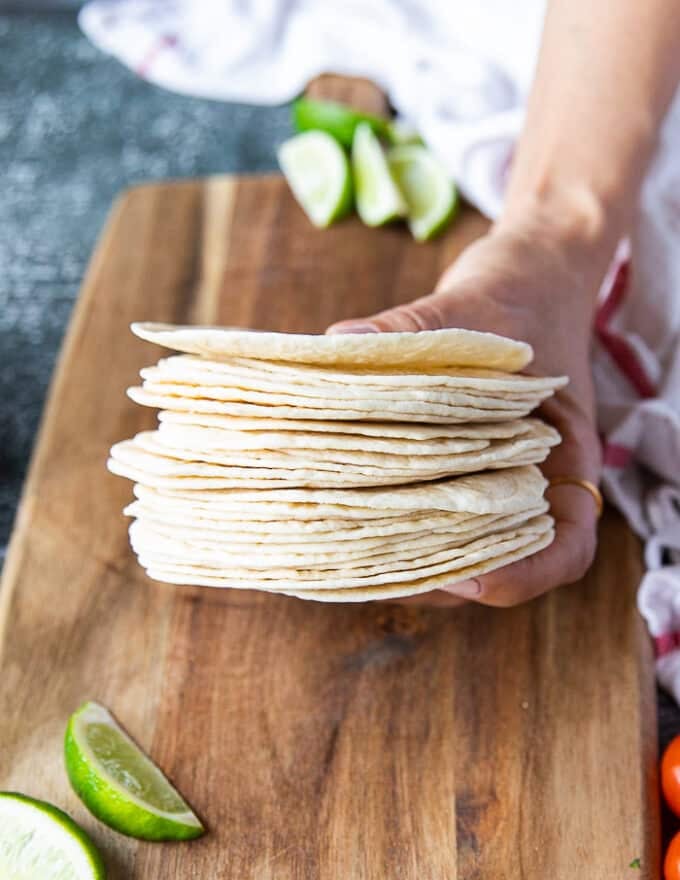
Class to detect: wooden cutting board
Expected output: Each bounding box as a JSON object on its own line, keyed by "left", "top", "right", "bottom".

{"left": 0, "top": 175, "right": 659, "bottom": 878}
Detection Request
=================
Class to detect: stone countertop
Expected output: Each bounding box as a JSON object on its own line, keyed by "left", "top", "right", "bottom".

{"left": 1, "top": 11, "right": 678, "bottom": 757}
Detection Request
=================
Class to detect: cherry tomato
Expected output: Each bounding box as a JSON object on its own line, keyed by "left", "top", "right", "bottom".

{"left": 662, "top": 735, "right": 680, "bottom": 817}
{"left": 665, "top": 831, "right": 680, "bottom": 880}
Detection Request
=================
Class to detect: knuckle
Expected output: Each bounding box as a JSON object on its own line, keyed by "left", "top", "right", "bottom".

{"left": 487, "top": 589, "right": 526, "bottom": 608}
{"left": 388, "top": 299, "right": 445, "bottom": 332}
{"left": 565, "top": 527, "right": 598, "bottom": 582}
{"left": 475, "top": 573, "right": 529, "bottom": 607}
{"left": 474, "top": 523, "right": 599, "bottom": 608}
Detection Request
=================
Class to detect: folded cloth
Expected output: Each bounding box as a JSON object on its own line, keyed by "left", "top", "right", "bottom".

{"left": 80, "top": 0, "right": 680, "bottom": 697}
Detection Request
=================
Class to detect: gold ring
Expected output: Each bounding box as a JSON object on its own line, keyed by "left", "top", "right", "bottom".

{"left": 547, "top": 476, "right": 604, "bottom": 518}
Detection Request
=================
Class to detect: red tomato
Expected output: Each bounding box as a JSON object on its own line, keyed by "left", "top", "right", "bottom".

{"left": 665, "top": 831, "right": 680, "bottom": 880}
{"left": 663, "top": 736, "right": 680, "bottom": 817}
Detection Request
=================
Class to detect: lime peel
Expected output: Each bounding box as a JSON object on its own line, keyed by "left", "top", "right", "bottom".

{"left": 0, "top": 791, "right": 106, "bottom": 879}
{"left": 65, "top": 701, "right": 204, "bottom": 842}
{"left": 292, "top": 97, "right": 389, "bottom": 147}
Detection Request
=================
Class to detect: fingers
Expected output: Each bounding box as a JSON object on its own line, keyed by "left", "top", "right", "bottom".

{"left": 376, "top": 481, "right": 599, "bottom": 609}
{"left": 325, "top": 278, "right": 602, "bottom": 608}
{"left": 326, "top": 292, "right": 449, "bottom": 334}
{"left": 439, "top": 485, "right": 599, "bottom": 607}
{"left": 326, "top": 285, "right": 505, "bottom": 336}
{"left": 377, "top": 517, "right": 597, "bottom": 608}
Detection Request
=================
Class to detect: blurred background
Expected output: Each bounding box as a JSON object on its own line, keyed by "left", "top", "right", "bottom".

{"left": 0, "top": 4, "right": 291, "bottom": 558}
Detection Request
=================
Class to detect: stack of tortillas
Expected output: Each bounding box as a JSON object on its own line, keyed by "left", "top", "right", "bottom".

{"left": 108, "top": 323, "right": 567, "bottom": 602}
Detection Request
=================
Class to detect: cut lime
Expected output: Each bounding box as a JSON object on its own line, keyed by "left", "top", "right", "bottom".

{"left": 0, "top": 791, "right": 106, "bottom": 879}
{"left": 292, "top": 97, "right": 389, "bottom": 148}
{"left": 352, "top": 122, "right": 407, "bottom": 227}
{"left": 64, "top": 701, "right": 204, "bottom": 842}
{"left": 386, "top": 119, "right": 424, "bottom": 146}
{"left": 278, "top": 131, "right": 353, "bottom": 228}
{"left": 387, "top": 145, "right": 458, "bottom": 241}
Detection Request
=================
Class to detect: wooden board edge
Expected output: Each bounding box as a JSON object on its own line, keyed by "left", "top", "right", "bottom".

{"left": 638, "top": 609, "right": 662, "bottom": 874}
{"left": 116, "top": 172, "right": 280, "bottom": 197}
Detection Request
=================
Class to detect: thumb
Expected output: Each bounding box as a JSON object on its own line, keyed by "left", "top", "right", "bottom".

{"left": 326, "top": 292, "right": 448, "bottom": 334}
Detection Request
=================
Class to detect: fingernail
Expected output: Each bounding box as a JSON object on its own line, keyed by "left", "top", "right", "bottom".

{"left": 327, "top": 323, "right": 379, "bottom": 335}
{"left": 439, "top": 578, "right": 481, "bottom": 598}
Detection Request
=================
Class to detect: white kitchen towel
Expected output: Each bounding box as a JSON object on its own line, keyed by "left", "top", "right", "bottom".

{"left": 80, "top": 0, "right": 680, "bottom": 698}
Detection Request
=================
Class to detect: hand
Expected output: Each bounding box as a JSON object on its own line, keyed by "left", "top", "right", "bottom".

{"left": 327, "top": 217, "right": 606, "bottom": 607}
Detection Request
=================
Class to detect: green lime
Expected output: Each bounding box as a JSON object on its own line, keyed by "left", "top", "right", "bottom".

{"left": 278, "top": 131, "right": 353, "bottom": 228}
{"left": 352, "top": 122, "right": 407, "bottom": 227}
{"left": 64, "top": 701, "right": 204, "bottom": 842}
{"left": 387, "top": 144, "right": 458, "bottom": 241}
{"left": 386, "top": 119, "right": 424, "bottom": 146}
{"left": 292, "top": 97, "right": 389, "bottom": 148}
{"left": 0, "top": 791, "right": 106, "bottom": 879}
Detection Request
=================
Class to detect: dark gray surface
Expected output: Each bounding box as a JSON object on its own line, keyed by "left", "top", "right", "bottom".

{"left": 0, "top": 11, "right": 290, "bottom": 556}
{"left": 1, "top": 11, "right": 678, "bottom": 758}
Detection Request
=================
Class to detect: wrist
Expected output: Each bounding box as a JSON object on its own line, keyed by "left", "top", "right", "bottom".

{"left": 494, "top": 185, "right": 624, "bottom": 299}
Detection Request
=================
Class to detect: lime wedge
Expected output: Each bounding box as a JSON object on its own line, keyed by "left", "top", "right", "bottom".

{"left": 278, "top": 131, "right": 353, "bottom": 228}
{"left": 386, "top": 119, "right": 424, "bottom": 146}
{"left": 352, "top": 122, "right": 407, "bottom": 227}
{"left": 0, "top": 791, "right": 106, "bottom": 879}
{"left": 387, "top": 145, "right": 458, "bottom": 241}
{"left": 64, "top": 701, "right": 204, "bottom": 842}
{"left": 292, "top": 97, "right": 389, "bottom": 148}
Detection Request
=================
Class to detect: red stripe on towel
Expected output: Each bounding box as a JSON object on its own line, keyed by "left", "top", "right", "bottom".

{"left": 602, "top": 443, "right": 633, "bottom": 468}
{"left": 595, "top": 261, "right": 657, "bottom": 399}
{"left": 136, "top": 34, "right": 177, "bottom": 78}
{"left": 655, "top": 632, "right": 680, "bottom": 657}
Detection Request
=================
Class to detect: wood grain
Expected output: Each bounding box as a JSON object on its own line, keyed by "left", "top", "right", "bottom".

{"left": 305, "top": 74, "right": 390, "bottom": 117}
{"left": 0, "top": 176, "right": 659, "bottom": 878}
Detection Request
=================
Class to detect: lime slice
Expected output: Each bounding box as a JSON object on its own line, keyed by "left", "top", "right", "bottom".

{"left": 278, "top": 131, "right": 353, "bottom": 228}
{"left": 387, "top": 145, "right": 458, "bottom": 241}
{"left": 64, "top": 701, "right": 204, "bottom": 842}
{"left": 292, "top": 97, "right": 389, "bottom": 148}
{"left": 0, "top": 791, "right": 106, "bottom": 879}
{"left": 352, "top": 122, "right": 407, "bottom": 227}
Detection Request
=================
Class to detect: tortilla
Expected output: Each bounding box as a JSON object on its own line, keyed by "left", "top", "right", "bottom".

{"left": 123, "top": 500, "right": 548, "bottom": 540}
{"left": 152, "top": 354, "right": 566, "bottom": 393}
{"left": 137, "top": 517, "right": 553, "bottom": 589}
{"left": 108, "top": 436, "right": 553, "bottom": 488}
{"left": 129, "top": 384, "right": 534, "bottom": 424}
{"left": 146, "top": 420, "right": 559, "bottom": 469}
{"left": 124, "top": 465, "right": 548, "bottom": 515}
{"left": 128, "top": 504, "right": 548, "bottom": 558}
{"left": 118, "top": 433, "right": 556, "bottom": 491}
{"left": 108, "top": 324, "right": 562, "bottom": 603}
{"left": 132, "top": 323, "right": 534, "bottom": 372}
{"left": 157, "top": 411, "right": 538, "bottom": 441}
{"left": 278, "top": 530, "right": 555, "bottom": 602}
{"left": 145, "top": 529, "right": 553, "bottom": 601}
{"left": 156, "top": 421, "right": 492, "bottom": 455}
{"left": 140, "top": 366, "right": 550, "bottom": 408}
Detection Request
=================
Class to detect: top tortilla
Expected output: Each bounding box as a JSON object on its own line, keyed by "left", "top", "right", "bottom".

{"left": 132, "top": 323, "right": 533, "bottom": 372}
